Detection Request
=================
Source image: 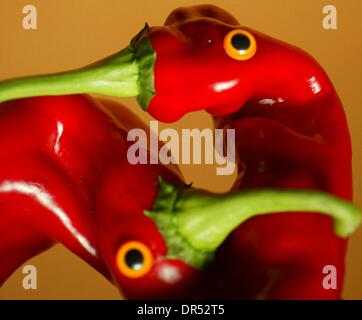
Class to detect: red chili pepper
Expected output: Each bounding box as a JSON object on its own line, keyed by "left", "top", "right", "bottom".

{"left": 0, "top": 5, "right": 359, "bottom": 300}
{"left": 214, "top": 111, "right": 352, "bottom": 299}
{"left": 0, "top": 5, "right": 345, "bottom": 123}
{"left": 0, "top": 94, "right": 187, "bottom": 296}
{"left": 0, "top": 96, "right": 360, "bottom": 299}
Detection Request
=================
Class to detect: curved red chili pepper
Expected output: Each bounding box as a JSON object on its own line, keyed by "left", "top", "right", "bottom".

{"left": 0, "top": 5, "right": 359, "bottom": 300}
{"left": 0, "top": 5, "right": 344, "bottom": 123}
{"left": 145, "top": 5, "right": 341, "bottom": 123}
{"left": 212, "top": 114, "right": 351, "bottom": 299}
{"left": 0, "top": 95, "right": 360, "bottom": 299}
{"left": 0, "top": 95, "right": 198, "bottom": 299}
{"left": 147, "top": 5, "right": 354, "bottom": 298}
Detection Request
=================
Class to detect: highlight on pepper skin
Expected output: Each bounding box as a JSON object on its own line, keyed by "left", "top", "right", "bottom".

{"left": 146, "top": 6, "right": 338, "bottom": 122}
{"left": 98, "top": 214, "right": 203, "bottom": 300}
{"left": 0, "top": 3, "right": 360, "bottom": 300}
{"left": 0, "top": 94, "right": 359, "bottom": 299}
{"left": 0, "top": 4, "right": 340, "bottom": 122}
{"left": 95, "top": 167, "right": 361, "bottom": 300}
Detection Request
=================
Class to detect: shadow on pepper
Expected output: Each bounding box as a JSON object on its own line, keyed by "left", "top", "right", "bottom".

{"left": 0, "top": 4, "right": 359, "bottom": 299}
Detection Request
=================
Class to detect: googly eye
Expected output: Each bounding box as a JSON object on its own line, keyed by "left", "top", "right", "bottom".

{"left": 223, "top": 29, "right": 257, "bottom": 61}
{"left": 116, "top": 241, "right": 153, "bottom": 278}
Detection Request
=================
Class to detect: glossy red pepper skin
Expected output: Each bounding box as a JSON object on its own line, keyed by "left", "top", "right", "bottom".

{"left": 213, "top": 98, "right": 351, "bottom": 299}
{"left": 144, "top": 5, "right": 352, "bottom": 299}
{"left": 0, "top": 5, "right": 355, "bottom": 300}
{"left": 0, "top": 95, "right": 112, "bottom": 284}
{"left": 0, "top": 95, "right": 202, "bottom": 299}
{"left": 147, "top": 5, "right": 342, "bottom": 122}
{"left": 0, "top": 93, "right": 353, "bottom": 299}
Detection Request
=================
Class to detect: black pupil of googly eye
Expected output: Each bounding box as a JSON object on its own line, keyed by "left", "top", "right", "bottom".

{"left": 231, "top": 34, "right": 251, "bottom": 53}
{"left": 125, "top": 249, "right": 144, "bottom": 271}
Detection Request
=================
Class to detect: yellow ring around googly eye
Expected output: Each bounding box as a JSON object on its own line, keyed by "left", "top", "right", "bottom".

{"left": 223, "top": 29, "right": 257, "bottom": 61}
{"left": 116, "top": 241, "right": 153, "bottom": 278}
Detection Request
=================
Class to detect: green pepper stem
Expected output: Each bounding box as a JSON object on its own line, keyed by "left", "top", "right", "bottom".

{"left": 146, "top": 178, "right": 362, "bottom": 269}
{"left": 0, "top": 24, "right": 156, "bottom": 109}
{"left": 176, "top": 188, "right": 362, "bottom": 252}
{"left": 0, "top": 47, "right": 139, "bottom": 103}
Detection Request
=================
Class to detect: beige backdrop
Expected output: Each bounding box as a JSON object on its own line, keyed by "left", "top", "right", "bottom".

{"left": 0, "top": 0, "right": 361, "bottom": 299}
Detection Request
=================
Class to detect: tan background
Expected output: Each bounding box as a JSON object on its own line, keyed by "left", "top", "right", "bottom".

{"left": 0, "top": 0, "right": 361, "bottom": 299}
